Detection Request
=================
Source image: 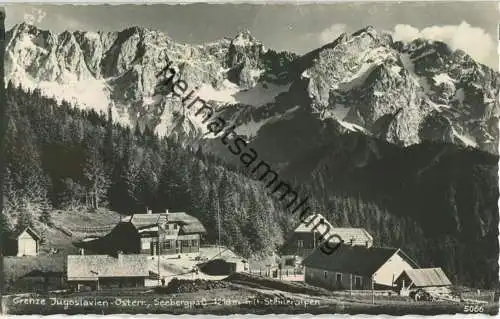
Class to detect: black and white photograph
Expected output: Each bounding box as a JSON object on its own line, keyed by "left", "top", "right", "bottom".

{"left": 0, "top": 1, "right": 498, "bottom": 315}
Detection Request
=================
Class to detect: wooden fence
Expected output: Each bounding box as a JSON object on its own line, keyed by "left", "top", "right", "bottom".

{"left": 52, "top": 223, "right": 116, "bottom": 236}
{"left": 249, "top": 268, "right": 302, "bottom": 278}
{"left": 69, "top": 224, "right": 116, "bottom": 233}
{"left": 461, "top": 291, "right": 497, "bottom": 303}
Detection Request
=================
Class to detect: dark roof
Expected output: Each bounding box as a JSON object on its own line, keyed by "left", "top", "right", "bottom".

{"left": 129, "top": 212, "right": 206, "bottom": 234}
{"left": 72, "top": 222, "right": 141, "bottom": 255}
{"left": 11, "top": 227, "right": 41, "bottom": 241}
{"left": 303, "top": 244, "right": 410, "bottom": 276}
{"left": 398, "top": 268, "right": 452, "bottom": 287}
{"left": 67, "top": 254, "right": 149, "bottom": 281}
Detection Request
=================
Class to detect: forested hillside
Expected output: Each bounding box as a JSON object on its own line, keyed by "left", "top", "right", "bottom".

{"left": 1, "top": 84, "right": 288, "bottom": 257}
{"left": 292, "top": 134, "right": 499, "bottom": 288}
{"left": 1, "top": 85, "right": 497, "bottom": 289}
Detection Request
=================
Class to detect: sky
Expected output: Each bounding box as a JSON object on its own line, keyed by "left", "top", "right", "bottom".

{"left": 3, "top": 2, "right": 499, "bottom": 69}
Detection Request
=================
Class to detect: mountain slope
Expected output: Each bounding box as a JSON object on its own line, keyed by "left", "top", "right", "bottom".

{"left": 298, "top": 136, "right": 499, "bottom": 288}
{"left": 2, "top": 23, "right": 499, "bottom": 288}
{"left": 5, "top": 23, "right": 499, "bottom": 155}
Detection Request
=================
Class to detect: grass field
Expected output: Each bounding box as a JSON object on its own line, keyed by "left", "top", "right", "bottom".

{"left": 4, "top": 287, "right": 498, "bottom": 315}
{"left": 3, "top": 274, "right": 499, "bottom": 315}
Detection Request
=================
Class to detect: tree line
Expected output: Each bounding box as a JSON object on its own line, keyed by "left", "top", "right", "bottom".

{"left": 1, "top": 83, "right": 288, "bottom": 257}
{"left": 2, "top": 83, "right": 496, "bottom": 289}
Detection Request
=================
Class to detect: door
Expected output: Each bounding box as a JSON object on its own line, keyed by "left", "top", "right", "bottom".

{"left": 355, "top": 276, "right": 362, "bottom": 289}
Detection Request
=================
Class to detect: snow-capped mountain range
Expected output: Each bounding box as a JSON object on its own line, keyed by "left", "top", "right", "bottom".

{"left": 5, "top": 22, "right": 499, "bottom": 155}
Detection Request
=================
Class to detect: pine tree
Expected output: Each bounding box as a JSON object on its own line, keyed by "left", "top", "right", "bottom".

{"left": 39, "top": 201, "right": 52, "bottom": 226}
{"left": 15, "top": 210, "right": 33, "bottom": 233}
{"left": 83, "top": 150, "right": 110, "bottom": 209}
{"left": 136, "top": 151, "right": 159, "bottom": 210}
{"left": 0, "top": 212, "right": 11, "bottom": 254}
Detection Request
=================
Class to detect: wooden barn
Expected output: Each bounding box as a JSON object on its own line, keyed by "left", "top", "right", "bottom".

{"left": 67, "top": 253, "right": 149, "bottom": 291}
{"left": 395, "top": 268, "right": 452, "bottom": 295}
{"left": 302, "top": 244, "right": 418, "bottom": 290}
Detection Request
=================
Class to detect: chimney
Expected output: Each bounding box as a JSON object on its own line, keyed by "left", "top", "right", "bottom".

{"left": 117, "top": 250, "right": 123, "bottom": 260}
{"left": 146, "top": 208, "right": 152, "bottom": 214}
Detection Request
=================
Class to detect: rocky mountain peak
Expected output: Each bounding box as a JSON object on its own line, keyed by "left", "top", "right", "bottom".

{"left": 4, "top": 24, "right": 498, "bottom": 154}
{"left": 231, "top": 29, "right": 256, "bottom": 46}
{"left": 300, "top": 26, "right": 498, "bottom": 152}
{"left": 11, "top": 22, "right": 39, "bottom": 35}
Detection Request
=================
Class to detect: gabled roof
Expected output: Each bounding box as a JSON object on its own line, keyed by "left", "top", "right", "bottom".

{"left": 398, "top": 268, "right": 452, "bottom": 287}
{"left": 4, "top": 256, "right": 66, "bottom": 281}
{"left": 302, "top": 244, "right": 412, "bottom": 276}
{"left": 67, "top": 254, "right": 149, "bottom": 281}
{"left": 12, "top": 227, "right": 41, "bottom": 241}
{"left": 294, "top": 214, "right": 334, "bottom": 234}
{"left": 129, "top": 212, "right": 206, "bottom": 234}
{"left": 293, "top": 214, "right": 373, "bottom": 245}
{"left": 129, "top": 213, "right": 167, "bottom": 229}
{"left": 331, "top": 228, "right": 373, "bottom": 246}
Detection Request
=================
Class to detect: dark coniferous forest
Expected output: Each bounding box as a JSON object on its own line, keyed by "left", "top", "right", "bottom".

{"left": 1, "top": 83, "right": 498, "bottom": 288}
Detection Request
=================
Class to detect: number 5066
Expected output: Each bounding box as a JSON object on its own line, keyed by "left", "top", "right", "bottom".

{"left": 464, "top": 305, "right": 484, "bottom": 312}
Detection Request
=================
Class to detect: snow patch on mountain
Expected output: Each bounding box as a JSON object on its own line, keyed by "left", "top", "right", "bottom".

{"left": 234, "top": 116, "right": 273, "bottom": 138}
{"left": 197, "top": 80, "right": 291, "bottom": 107}
{"left": 331, "top": 104, "right": 351, "bottom": 120}
{"left": 338, "top": 121, "right": 370, "bottom": 134}
{"left": 433, "top": 73, "right": 455, "bottom": 86}
{"left": 400, "top": 53, "right": 431, "bottom": 92}
{"left": 338, "top": 62, "right": 380, "bottom": 91}
{"left": 233, "top": 104, "right": 301, "bottom": 138}
{"left": 452, "top": 128, "right": 478, "bottom": 147}
{"left": 453, "top": 88, "right": 465, "bottom": 104}
{"left": 16, "top": 33, "right": 48, "bottom": 55}
{"left": 10, "top": 63, "right": 111, "bottom": 114}
{"left": 425, "top": 96, "right": 452, "bottom": 112}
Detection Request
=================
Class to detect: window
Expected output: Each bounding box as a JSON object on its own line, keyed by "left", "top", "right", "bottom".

{"left": 191, "top": 239, "right": 198, "bottom": 247}
{"left": 324, "top": 271, "right": 328, "bottom": 279}
{"left": 336, "top": 273, "right": 342, "bottom": 282}
{"left": 173, "top": 223, "right": 178, "bottom": 230}
{"left": 297, "top": 240, "right": 304, "bottom": 248}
